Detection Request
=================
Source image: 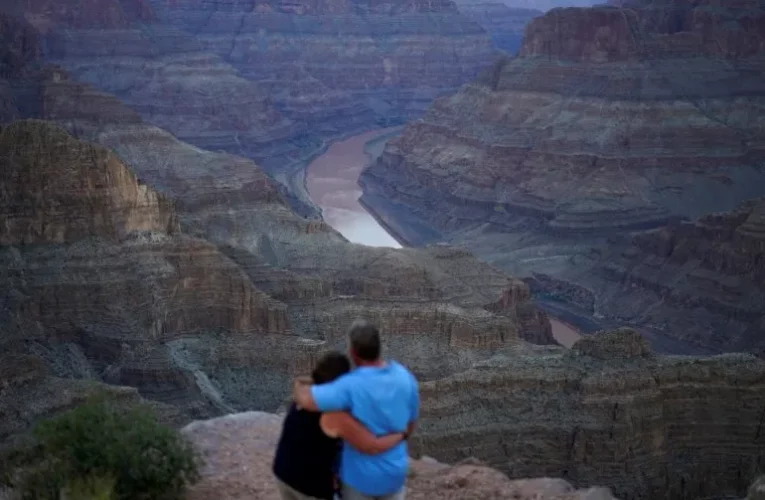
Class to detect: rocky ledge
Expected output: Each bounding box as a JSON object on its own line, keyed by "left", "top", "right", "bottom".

{"left": 181, "top": 411, "right": 619, "bottom": 500}
{"left": 360, "top": 0, "right": 765, "bottom": 353}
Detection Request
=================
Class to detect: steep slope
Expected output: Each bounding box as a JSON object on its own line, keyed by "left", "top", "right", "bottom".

{"left": 360, "top": 0, "right": 765, "bottom": 353}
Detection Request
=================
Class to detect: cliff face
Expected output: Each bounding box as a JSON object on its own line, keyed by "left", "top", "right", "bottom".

{"left": 0, "top": 121, "right": 177, "bottom": 244}
{"left": 360, "top": 0, "right": 765, "bottom": 353}
{"left": 412, "top": 329, "right": 765, "bottom": 500}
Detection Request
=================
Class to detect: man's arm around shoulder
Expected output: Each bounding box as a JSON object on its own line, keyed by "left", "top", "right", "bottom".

{"left": 293, "top": 373, "right": 352, "bottom": 413}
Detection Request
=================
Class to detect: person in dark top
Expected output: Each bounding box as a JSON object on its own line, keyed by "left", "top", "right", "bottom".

{"left": 273, "top": 351, "right": 407, "bottom": 500}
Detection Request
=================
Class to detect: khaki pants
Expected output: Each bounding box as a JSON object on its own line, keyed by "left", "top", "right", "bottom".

{"left": 342, "top": 483, "right": 405, "bottom": 500}
{"left": 275, "top": 478, "right": 328, "bottom": 500}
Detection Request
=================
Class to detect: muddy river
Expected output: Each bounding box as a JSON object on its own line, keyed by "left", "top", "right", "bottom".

{"left": 306, "top": 129, "right": 402, "bottom": 248}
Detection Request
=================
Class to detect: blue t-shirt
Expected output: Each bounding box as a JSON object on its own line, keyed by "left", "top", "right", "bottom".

{"left": 311, "top": 361, "right": 419, "bottom": 496}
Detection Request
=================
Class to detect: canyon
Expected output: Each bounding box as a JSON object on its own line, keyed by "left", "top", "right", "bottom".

{"left": 1, "top": 1, "right": 764, "bottom": 499}
{"left": 361, "top": 0, "right": 765, "bottom": 354}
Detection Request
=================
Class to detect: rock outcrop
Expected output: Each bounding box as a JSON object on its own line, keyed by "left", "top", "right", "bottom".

{"left": 0, "top": 121, "right": 177, "bottom": 244}
{"left": 181, "top": 411, "right": 619, "bottom": 500}
{"left": 360, "top": 0, "right": 765, "bottom": 353}
{"left": 412, "top": 329, "right": 765, "bottom": 500}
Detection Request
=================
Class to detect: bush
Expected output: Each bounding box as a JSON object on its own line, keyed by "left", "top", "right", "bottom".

{"left": 4, "top": 399, "right": 200, "bottom": 500}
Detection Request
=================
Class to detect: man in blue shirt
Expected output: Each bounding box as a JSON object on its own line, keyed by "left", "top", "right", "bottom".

{"left": 293, "top": 319, "right": 420, "bottom": 500}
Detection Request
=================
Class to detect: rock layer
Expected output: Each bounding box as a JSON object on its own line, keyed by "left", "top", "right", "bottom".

{"left": 360, "top": 0, "right": 765, "bottom": 352}
{"left": 0, "top": 121, "right": 177, "bottom": 244}
{"left": 0, "top": 120, "right": 292, "bottom": 417}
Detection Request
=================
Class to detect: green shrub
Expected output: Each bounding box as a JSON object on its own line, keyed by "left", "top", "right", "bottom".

{"left": 5, "top": 399, "right": 200, "bottom": 500}
{"left": 63, "top": 474, "right": 117, "bottom": 500}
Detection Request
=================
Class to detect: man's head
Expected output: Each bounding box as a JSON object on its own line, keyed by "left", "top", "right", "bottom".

{"left": 347, "top": 319, "right": 381, "bottom": 366}
{"left": 312, "top": 351, "right": 351, "bottom": 384}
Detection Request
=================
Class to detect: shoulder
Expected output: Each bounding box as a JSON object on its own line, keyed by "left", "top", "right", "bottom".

{"left": 391, "top": 361, "right": 418, "bottom": 383}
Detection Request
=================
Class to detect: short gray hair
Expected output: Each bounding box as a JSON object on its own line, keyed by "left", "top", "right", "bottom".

{"left": 348, "top": 319, "right": 381, "bottom": 361}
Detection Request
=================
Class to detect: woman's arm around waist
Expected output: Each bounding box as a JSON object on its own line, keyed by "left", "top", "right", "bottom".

{"left": 320, "top": 412, "right": 405, "bottom": 455}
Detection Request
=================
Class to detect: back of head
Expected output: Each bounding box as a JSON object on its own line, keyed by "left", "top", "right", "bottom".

{"left": 348, "top": 319, "right": 381, "bottom": 363}
{"left": 312, "top": 351, "right": 351, "bottom": 384}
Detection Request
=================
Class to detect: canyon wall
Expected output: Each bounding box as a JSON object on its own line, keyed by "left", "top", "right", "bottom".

{"left": 412, "top": 329, "right": 765, "bottom": 500}
{"left": 360, "top": 0, "right": 765, "bottom": 353}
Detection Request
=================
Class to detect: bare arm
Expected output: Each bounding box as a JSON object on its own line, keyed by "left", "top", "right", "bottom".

{"left": 292, "top": 376, "right": 319, "bottom": 412}
{"left": 320, "top": 413, "right": 405, "bottom": 455}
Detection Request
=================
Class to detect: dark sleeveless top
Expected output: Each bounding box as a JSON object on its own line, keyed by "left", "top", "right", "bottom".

{"left": 273, "top": 403, "right": 341, "bottom": 500}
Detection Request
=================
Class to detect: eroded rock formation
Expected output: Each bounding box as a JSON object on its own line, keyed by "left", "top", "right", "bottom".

{"left": 412, "top": 329, "right": 765, "bottom": 500}
{"left": 360, "top": 0, "right": 765, "bottom": 353}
